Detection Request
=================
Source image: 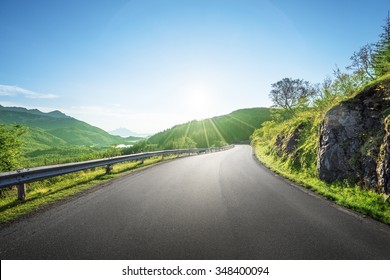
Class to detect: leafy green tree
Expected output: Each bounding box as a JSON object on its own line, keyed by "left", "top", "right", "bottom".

{"left": 331, "top": 67, "right": 365, "bottom": 97}
{"left": 347, "top": 44, "right": 375, "bottom": 80}
{"left": 313, "top": 66, "right": 368, "bottom": 113}
{"left": 269, "top": 78, "right": 317, "bottom": 114}
{"left": 0, "top": 124, "right": 26, "bottom": 172}
{"left": 373, "top": 12, "right": 390, "bottom": 77}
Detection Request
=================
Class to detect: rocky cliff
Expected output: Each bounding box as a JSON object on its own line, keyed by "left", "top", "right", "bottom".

{"left": 377, "top": 116, "right": 390, "bottom": 193}
{"left": 317, "top": 76, "right": 390, "bottom": 194}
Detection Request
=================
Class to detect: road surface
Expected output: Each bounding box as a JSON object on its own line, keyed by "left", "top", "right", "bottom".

{"left": 0, "top": 145, "right": 389, "bottom": 259}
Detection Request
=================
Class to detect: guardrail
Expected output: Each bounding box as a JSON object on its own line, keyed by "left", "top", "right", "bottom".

{"left": 0, "top": 145, "right": 234, "bottom": 201}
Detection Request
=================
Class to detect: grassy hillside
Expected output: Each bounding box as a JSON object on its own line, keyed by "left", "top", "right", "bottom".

{"left": 147, "top": 108, "right": 271, "bottom": 149}
{"left": 0, "top": 105, "right": 139, "bottom": 151}
{"left": 0, "top": 105, "right": 145, "bottom": 167}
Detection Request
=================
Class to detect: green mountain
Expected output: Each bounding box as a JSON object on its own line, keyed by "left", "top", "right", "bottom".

{"left": 147, "top": 107, "right": 271, "bottom": 149}
{"left": 0, "top": 105, "right": 139, "bottom": 151}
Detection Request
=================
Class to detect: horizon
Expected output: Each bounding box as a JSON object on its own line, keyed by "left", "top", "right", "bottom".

{"left": 0, "top": 102, "right": 266, "bottom": 136}
{"left": 0, "top": 0, "right": 388, "bottom": 134}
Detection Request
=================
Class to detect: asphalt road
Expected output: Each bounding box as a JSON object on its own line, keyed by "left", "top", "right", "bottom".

{"left": 0, "top": 145, "right": 389, "bottom": 259}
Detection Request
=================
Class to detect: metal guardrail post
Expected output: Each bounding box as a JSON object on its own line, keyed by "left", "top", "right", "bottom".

{"left": 106, "top": 164, "right": 113, "bottom": 174}
{"left": 17, "top": 183, "right": 26, "bottom": 201}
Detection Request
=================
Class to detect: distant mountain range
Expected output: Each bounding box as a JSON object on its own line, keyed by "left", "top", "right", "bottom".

{"left": 109, "top": 127, "right": 150, "bottom": 138}
{"left": 0, "top": 105, "right": 143, "bottom": 152}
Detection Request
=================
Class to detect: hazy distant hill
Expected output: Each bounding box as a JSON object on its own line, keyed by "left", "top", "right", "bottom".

{"left": 109, "top": 127, "right": 149, "bottom": 138}
{"left": 147, "top": 108, "right": 271, "bottom": 148}
{"left": 0, "top": 105, "right": 132, "bottom": 151}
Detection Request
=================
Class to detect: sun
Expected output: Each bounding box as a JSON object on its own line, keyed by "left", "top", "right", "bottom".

{"left": 186, "top": 87, "right": 214, "bottom": 120}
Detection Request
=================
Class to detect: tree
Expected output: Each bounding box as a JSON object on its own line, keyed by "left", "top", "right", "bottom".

{"left": 269, "top": 78, "right": 317, "bottom": 114}
{"left": 0, "top": 124, "right": 26, "bottom": 172}
{"left": 332, "top": 66, "right": 365, "bottom": 97}
{"left": 347, "top": 44, "right": 375, "bottom": 80}
{"left": 313, "top": 67, "right": 366, "bottom": 112}
{"left": 373, "top": 12, "right": 390, "bottom": 77}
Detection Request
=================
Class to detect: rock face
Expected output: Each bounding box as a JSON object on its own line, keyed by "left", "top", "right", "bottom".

{"left": 317, "top": 78, "right": 390, "bottom": 193}
{"left": 275, "top": 123, "right": 305, "bottom": 156}
{"left": 317, "top": 104, "right": 364, "bottom": 182}
{"left": 377, "top": 116, "right": 390, "bottom": 194}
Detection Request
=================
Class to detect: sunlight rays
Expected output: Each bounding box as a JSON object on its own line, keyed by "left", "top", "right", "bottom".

{"left": 201, "top": 120, "right": 210, "bottom": 148}
{"left": 228, "top": 115, "right": 256, "bottom": 129}
{"left": 162, "top": 127, "right": 176, "bottom": 147}
{"left": 208, "top": 118, "right": 227, "bottom": 144}
{"left": 184, "top": 120, "right": 192, "bottom": 139}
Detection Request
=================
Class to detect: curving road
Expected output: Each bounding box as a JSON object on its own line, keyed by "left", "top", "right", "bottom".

{"left": 0, "top": 145, "right": 389, "bottom": 259}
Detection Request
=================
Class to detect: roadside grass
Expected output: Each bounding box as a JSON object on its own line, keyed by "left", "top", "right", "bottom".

{"left": 0, "top": 155, "right": 177, "bottom": 223}
{"left": 254, "top": 144, "right": 390, "bottom": 225}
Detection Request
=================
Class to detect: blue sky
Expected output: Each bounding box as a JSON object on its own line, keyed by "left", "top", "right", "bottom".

{"left": 0, "top": 0, "right": 388, "bottom": 134}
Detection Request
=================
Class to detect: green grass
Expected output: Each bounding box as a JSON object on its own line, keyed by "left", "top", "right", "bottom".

{"left": 22, "top": 146, "right": 123, "bottom": 167}
{"left": 0, "top": 155, "right": 176, "bottom": 223}
{"left": 253, "top": 144, "right": 390, "bottom": 224}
